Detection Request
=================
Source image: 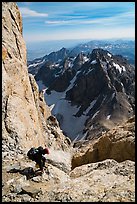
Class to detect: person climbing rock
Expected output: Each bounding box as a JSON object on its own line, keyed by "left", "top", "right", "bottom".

{"left": 27, "top": 146, "right": 49, "bottom": 172}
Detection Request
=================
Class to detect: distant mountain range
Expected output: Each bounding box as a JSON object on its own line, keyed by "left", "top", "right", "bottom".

{"left": 28, "top": 46, "right": 135, "bottom": 142}
{"left": 27, "top": 39, "right": 135, "bottom": 65}
{"left": 69, "top": 39, "right": 135, "bottom": 65}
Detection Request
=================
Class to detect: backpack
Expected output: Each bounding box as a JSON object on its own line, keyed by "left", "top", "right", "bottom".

{"left": 37, "top": 146, "right": 44, "bottom": 153}
{"left": 27, "top": 147, "right": 38, "bottom": 161}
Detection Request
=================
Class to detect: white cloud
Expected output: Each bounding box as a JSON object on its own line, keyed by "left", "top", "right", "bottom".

{"left": 45, "top": 20, "right": 66, "bottom": 24}
{"left": 20, "top": 7, "right": 48, "bottom": 18}
{"left": 45, "top": 10, "right": 134, "bottom": 26}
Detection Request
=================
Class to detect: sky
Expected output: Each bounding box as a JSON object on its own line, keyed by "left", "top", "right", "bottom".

{"left": 17, "top": 2, "right": 135, "bottom": 44}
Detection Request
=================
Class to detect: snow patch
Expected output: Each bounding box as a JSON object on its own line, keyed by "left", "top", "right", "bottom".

{"left": 49, "top": 104, "right": 55, "bottom": 111}
{"left": 85, "top": 68, "right": 94, "bottom": 75}
{"left": 68, "top": 62, "right": 74, "bottom": 68}
{"left": 91, "top": 60, "right": 97, "bottom": 64}
{"left": 121, "top": 82, "right": 124, "bottom": 87}
{"left": 65, "top": 71, "right": 81, "bottom": 92}
{"left": 28, "top": 59, "right": 45, "bottom": 68}
{"left": 45, "top": 72, "right": 80, "bottom": 106}
{"left": 107, "top": 53, "right": 112, "bottom": 57}
{"left": 78, "top": 131, "right": 88, "bottom": 141}
{"left": 122, "top": 65, "right": 126, "bottom": 72}
{"left": 83, "top": 56, "right": 89, "bottom": 62}
{"left": 54, "top": 74, "right": 59, "bottom": 78}
{"left": 106, "top": 115, "right": 111, "bottom": 120}
{"left": 92, "top": 110, "right": 100, "bottom": 119}
{"left": 111, "top": 92, "right": 115, "bottom": 100}
{"left": 113, "top": 62, "right": 122, "bottom": 73}
{"left": 83, "top": 99, "right": 97, "bottom": 115}
{"left": 54, "top": 63, "right": 59, "bottom": 67}
{"left": 52, "top": 99, "right": 89, "bottom": 140}
{"left": 45, "top": 91, "right": 65, "bottom": 106}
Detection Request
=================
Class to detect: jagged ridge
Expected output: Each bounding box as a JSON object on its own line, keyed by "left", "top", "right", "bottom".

{"left": 32, "top": 47, "right": 135, "bottom": 141}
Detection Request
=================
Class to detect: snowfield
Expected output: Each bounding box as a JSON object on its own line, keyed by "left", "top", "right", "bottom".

{"left": 112, "top": 62, "right": 126, "bottom": 73}
{"left": 44, "top": 84, "right": 98, "bottom": 140}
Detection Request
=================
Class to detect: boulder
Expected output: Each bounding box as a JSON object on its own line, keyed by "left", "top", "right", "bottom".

{"left": 21, "top": 186, "right": 42, "bottom": 198}
{"left": 72, "top": 116, "right": 135, "bottom": 169}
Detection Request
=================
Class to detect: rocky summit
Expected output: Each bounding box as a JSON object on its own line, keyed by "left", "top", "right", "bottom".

{"left": 2, "top": 2, "right": 135, "bottom": 202}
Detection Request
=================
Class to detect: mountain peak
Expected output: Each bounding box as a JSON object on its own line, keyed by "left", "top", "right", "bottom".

{"left": 28, "top": 44, "right": 134, "bottom": 142}
{"left": 91, "top": 48, "right": 111, "bottom": 59}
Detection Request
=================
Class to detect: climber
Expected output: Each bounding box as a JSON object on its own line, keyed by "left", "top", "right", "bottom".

{"left": 27, "top": 145, "right": 49, "bottom": 172}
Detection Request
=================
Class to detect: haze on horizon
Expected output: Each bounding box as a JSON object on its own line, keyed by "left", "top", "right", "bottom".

{"left": 17, "top": 2, "right": 135, "bottom": 44}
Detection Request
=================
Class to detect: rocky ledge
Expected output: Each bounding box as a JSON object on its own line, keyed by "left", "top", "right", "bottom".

{"left": 2, "top": 157, "right": 135, "bottom": 202}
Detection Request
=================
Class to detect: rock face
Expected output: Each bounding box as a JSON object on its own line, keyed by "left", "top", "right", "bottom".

{"left": 2, "top": 2, "right": 71, "bottom": 156}
{"left": 72, "top": 116, "right": 135, "bottom": 169}
{"left": 28, "top": 47, "right": 69, "bottom": 77}
{"left": 34, "top": 57, "right": 76, "bottom": 91}
{"left": 48, "top": 68, "right": 76, "bottom": 92}
{"left": 66, "top": 49, "right": 135, "bottom": 140}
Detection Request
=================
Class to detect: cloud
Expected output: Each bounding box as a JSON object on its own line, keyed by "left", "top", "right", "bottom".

{"left": 45, "top": 20, "right": 69, "bottom": 25}
{"left": 20, "top": 7, "right": 48, "bottom": 18}
{"left": 45, "top": 10, "right": 134, "bottom": 26}
{"left": 45, "top": 20, "right": 66, "bottom": 24}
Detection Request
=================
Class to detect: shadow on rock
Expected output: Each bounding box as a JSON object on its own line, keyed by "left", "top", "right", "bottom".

{"left": 7, "top": 167, "right": 43, "bottom": 180}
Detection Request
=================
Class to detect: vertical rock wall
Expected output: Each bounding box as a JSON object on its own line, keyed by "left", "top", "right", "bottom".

{"left": 2, "top": 2, "right": 50, "bottom": 154}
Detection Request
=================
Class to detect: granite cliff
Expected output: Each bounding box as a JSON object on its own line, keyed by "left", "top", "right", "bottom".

{"left": 2, "top": 2, "right": 70, "bottom": 156}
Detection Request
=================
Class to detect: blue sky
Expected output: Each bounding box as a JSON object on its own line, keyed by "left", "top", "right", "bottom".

{"left": 17, "top": 2, "right": 135, "bottom": 43}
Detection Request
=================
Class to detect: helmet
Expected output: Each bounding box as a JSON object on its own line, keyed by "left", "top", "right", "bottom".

{"left": 44, "top": 147, "right": 49, "bottom": 154}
